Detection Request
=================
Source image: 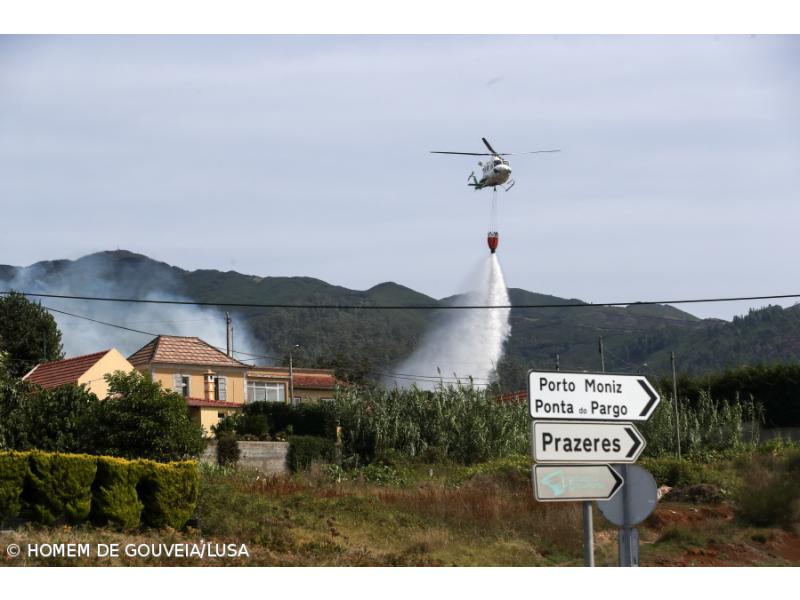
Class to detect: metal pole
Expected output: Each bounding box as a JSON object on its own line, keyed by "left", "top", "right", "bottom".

{"left": 555, "top": 353, "right": 560, "bottom": 372}
{"left": 583, "top": 501, "right": 594, "bottom": 566}
{"left": 671, "top": 351, "right": 681, "bottom": 461}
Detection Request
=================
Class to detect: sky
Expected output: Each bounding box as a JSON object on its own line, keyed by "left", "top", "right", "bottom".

{"left": 1, "top": 35, "right": 799, "bottom": 321}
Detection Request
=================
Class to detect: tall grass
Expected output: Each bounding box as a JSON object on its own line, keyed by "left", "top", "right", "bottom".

{"left": 639, "top": 391, "right": 760, "bottom": 457}
{"left": 332, "top": 384, "right": 528, "bottom": 464}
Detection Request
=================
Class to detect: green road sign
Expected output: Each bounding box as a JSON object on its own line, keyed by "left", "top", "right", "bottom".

{"left": 533, "top": 464, "right": 623, "bottom": 502}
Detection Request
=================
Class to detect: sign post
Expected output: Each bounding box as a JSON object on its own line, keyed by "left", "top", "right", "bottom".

{"left": 528, "top": 369, "right": 660, "bottom": 567}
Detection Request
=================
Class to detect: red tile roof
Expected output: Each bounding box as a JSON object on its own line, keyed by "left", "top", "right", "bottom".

{"left": 128, "top": 336, "right": 248, "bottom": 369}
{"left": 292, "top": 374, "right": 338, "bottom": 390}
{"left": 22, "top": 350, "right": 111, "bottom": 389}
{"left": 495, "top": 390, "right": 528, "bottom": 404}
{"left": 247, "top": 367, "right": 340, "bottom": 390}
{"left": 185, "top": 397, "right": 243, "bottom": 409}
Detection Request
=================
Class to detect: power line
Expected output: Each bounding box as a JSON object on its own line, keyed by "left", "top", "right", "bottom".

{"left": 5, "top": 290, "right": 800, "bottom": 310}
{"left": 38, "top": 304, "right": 490, "bottom": 384}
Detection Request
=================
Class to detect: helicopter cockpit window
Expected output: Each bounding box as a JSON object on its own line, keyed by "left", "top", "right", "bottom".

{"left": 492, "top": 157, "right": 502, "bottom": 165}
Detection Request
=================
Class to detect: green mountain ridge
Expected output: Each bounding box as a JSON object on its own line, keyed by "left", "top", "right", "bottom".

{"left": 2, "top": 250, "right": 799, "bottom": 390}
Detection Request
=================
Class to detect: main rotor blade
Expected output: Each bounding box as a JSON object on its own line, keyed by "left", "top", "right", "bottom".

{"left": 482, "top": 137, "right": 499, "bottom": 155}
{"left": 504, "top": 149, "right": 562, "bottom": 155}
{"left": 430, "top": 151, "right": 492, "bottom": 156}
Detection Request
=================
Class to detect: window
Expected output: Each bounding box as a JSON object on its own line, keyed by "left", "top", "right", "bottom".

{"left": 246, "top": 381, "right": 285, "bottom": 403}
{"left": 173, "top": 374, "right": 190, "bottom": 397}
{"left": 214, "top": 376, "right": 228, "bottom": 401}
{"left": 217, "top": 412, "right": 225, "bottom": 420}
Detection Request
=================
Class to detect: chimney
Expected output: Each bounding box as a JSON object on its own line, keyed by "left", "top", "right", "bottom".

{"left": 204, "top": 371, "right": 215, "bottom": 401}
{"left": 226, "top": 312, "right": 233, "bottom": 358}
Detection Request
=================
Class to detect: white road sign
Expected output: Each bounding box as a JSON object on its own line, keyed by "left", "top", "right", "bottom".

{"left": 533, "top": 464, "right": 623, "bottom": 502}
{"left": 528, "top": 370, "right": 660, "bottom": 421}
{"left": 532, "top": 420, "right": 646, "bottom": 464}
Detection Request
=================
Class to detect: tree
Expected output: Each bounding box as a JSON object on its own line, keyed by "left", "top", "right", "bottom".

{"left": 0, "top": 292, "right": 64, "bottom": 378}
{"left": 0, "top": 382, "right": 97, "bottom": 452}
{"left": 87, "top": 370, "right": 206, "bottom": 462}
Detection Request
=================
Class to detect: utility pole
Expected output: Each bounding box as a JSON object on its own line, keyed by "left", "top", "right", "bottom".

{"left": 671, "top": 351, "right": 681, "bottom": 461}
{"left": 288, "top": 344, "right": 300, "bottom": 406}
{"left": 598, "top": 336, "right": 605, "bottom": 374}
{"left": 225, "top": 312, "right": 233, "bottom": 358}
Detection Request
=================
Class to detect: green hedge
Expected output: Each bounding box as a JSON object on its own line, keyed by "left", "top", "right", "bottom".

{"left": 287, "top": 435, "right": 336, "bottom": 472}
{"left": 91, "top": 457, "right": 144, "bottom": 530}
{"left": 24, "top": 451, "right": 98, "bottom": 525}
{"left": 0, "top": 451, "right": 198, "bottom": 530}
{"left": 243, "top": 402, "right": 333, "bottom": 438}
{"left": 137, "top": 460, "right": 199, "bottom": 530}
{"left": 0, "top": 451, "right": 28, "bottom": 521}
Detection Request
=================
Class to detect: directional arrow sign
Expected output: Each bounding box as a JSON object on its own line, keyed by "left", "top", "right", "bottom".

{"left": 532, "top": 420, "right": 646, "bottom": 464}
{"left": 533, "top": 464, "right": 623, "bottom": 502}
{"left": 528, "top": 370, "right": 660, "bottom": 421}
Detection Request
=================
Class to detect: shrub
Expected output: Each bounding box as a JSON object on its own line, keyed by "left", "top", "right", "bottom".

{"left": 0, "top": 451, "right": 28, "bottom": 520}
{"left": 90, "top": 456, "right": 144, "bottom": 530}
{"left": 23, "top": 451, "right": 97, "bottom": 525}
{"left": 287, "top": 436, "right": 335, "bottom": 472}
{"left": 137, "top": 460, "right": 199, "bottom": 529}
{"left": 216, "top": 433, "right": 240, "bottom": 468}
{"left": 735, "top": 451, "right": 800, "bottom": 529}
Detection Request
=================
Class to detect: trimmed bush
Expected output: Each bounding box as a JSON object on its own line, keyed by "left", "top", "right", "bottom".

{"left": 216, "top": 433, "right": 240, "bottom": 467}
{"left": 24, "top": 451, "right": 97, "bottom": 525}
{"left": 287, "top": 435, "right": 335, "bottom": 472}
{"left": 137, "top": 460, "right": 199, "bottom": 529}
{"left": 0, "top": 451, "right": 28, "bottom": 520}
{"left": 91, "top": 457, "right": 144, "bottom": 530}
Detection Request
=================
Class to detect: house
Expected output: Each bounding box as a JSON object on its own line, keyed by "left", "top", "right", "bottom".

{"left": 246, "top": 366, "right": 339, "bottom": 405}
{"left": 22, "top": 348, "right": 135, "bottom": 398}
{"left": 127, "top": 335, "right": 250, "bottom": 434}
{"left": 127, "top": 334, "right": 343, "bottom": 434}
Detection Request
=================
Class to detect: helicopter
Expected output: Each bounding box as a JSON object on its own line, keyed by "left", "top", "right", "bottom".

{"left": 430, "top": 137, "right": 560, "bottom": 191}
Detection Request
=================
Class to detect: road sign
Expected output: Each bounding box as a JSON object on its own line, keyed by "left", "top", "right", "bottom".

{"left": 533, "top": 464, "right": 623, "bottom": 502}
{"left": 528, "top": 370, "right": 660, "bottom": 421}
{"left": 532, "top": 421, "right": 646, "bottom": 464}
{"left": 596, "top": 464, "right": 658, "bottom": 526}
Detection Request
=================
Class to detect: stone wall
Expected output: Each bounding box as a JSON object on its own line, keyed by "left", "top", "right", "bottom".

{"left": 201, "top": 441, "right": 290, "bottom": 474}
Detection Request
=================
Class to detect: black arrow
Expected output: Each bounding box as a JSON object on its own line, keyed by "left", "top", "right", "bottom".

{"left": 625, "top": 426, "right": 642, "bottom": 458}
{"left": 637, "top": 378, "right": 659, "bottom": 417}
{"left": 607, "top": 466, "right": 624, "bottom": 499}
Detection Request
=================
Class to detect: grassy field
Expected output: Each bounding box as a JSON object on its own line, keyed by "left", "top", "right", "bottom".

{"left": 2, "top": 452, "right": 799, "bottom": 567}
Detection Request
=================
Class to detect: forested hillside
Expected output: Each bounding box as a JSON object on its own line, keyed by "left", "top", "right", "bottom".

{"left": 2, "top": 251, "right": 800, "bottom": 391}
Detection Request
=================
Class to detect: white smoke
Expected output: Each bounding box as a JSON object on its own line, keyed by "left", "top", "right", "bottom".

{"left": 389, "top": 254, "right": 511, "bottom": 389}
{"left": 0, "top": 253, "right": 260, "bottom": 362}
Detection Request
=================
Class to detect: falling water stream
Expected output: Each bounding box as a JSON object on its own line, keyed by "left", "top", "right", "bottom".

{"left": 389, "top": 254, "right": 511, "bottom": 389}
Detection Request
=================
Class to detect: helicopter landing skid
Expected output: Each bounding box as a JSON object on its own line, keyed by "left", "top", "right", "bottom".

{"left": 503, "top": 179, "right": 515, "bottom": 191}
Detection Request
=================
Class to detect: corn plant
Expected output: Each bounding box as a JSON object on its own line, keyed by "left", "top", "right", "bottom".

{"left": 331, "top": 384, "right": 528, "bottom": 464}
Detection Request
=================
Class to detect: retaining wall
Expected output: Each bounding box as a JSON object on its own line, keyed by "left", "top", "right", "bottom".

{"left": 201, "top": 441, "right": 290, "bottom": 474}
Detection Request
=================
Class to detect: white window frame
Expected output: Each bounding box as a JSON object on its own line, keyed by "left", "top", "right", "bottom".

{"left": 246, "top": 380, "right": 286, "bottom": 403}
